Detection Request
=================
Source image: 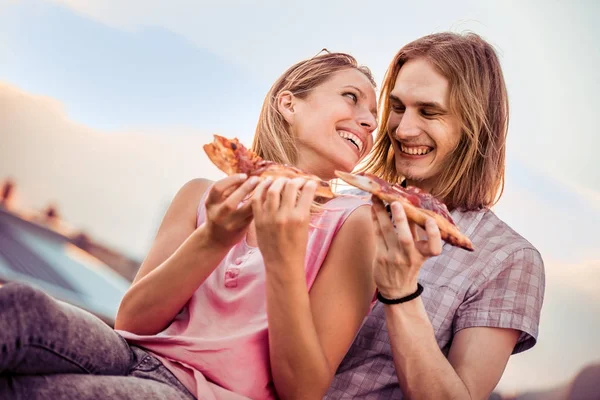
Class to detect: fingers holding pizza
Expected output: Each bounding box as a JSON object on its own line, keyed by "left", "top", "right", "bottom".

{"left": 370, "top": 195, "right": 442, "bottom": 299}
{"left": 335, "top": 170, "right": 472, "bottom": 300}
{"left": 203, "top": 135, "right": 324, "bottom": 262}
{"left": 203, "top": 135, "right": 474, "bottom": 252}
{"left": 204, "top": 174, "right": 261, "bottom": 249}
{"left": 251, "top": 177, "right": 319, "bottom": 267}
{"left": 203, "top": 135, "right": 335, "bottom": 199}
{"left": 335, "top": 171, "right": 474, "bottom": 252}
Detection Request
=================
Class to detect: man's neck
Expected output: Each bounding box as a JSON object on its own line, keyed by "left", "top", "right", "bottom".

{"left": 403, "top": 178, "right": 434, "bottom": 193}
{"left": 403, "top": 178, "right": 455, "bottom": 210}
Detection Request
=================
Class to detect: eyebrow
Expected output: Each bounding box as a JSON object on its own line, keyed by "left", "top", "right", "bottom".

{"left": 344, "top": 85, "right": 378, "bottom": 118}
{"left": 389, "top": 95, "right": 448, "bottom": 113}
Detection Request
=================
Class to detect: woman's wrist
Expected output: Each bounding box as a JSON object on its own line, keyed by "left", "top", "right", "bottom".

{"left": 193, "top": 224, "right": 233, "bottom": 254}
{"left": 263, "top": 255, "right": 306, "bottom": 283}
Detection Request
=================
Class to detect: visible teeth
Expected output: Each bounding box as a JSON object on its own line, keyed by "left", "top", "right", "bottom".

{"left": 400, "top": 144, "right": 432, "bottom": 155}
{"left": 338, "top": 131, "right": 363, "bottom": 154}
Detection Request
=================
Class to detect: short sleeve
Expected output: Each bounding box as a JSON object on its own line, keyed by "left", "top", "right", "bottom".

{"left": 454, "top": 248, "right": 545, "bottom": 354}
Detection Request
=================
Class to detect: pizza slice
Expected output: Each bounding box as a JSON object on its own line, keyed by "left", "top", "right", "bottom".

{"left": 335, "top": 171, "right": 474, "bottom": 251}
{"left": 203, "top": 135, "right": 335, "bottom": 199}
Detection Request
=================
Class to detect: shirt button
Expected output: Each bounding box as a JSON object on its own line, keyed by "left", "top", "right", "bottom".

{"left": 224, "top": 268, "right": 240, "bottom": 288}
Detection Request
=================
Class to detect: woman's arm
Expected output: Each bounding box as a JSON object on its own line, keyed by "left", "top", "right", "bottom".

{"left": 115, "top": 175, "right": 259, "bottom": 335}
{"left": 252, "top": 178, "right": 376, "bottom": 399}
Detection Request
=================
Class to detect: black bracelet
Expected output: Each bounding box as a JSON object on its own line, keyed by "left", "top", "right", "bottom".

{"left": 377, "top": 283, "right": 424, "bottom": 304}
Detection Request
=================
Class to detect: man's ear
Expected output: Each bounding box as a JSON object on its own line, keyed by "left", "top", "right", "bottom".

{"left": 277, "top": 90, "right": 296, "bottom": 124}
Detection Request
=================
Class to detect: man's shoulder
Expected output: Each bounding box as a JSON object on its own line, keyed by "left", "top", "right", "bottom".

{"left": 454, "top": 208, "right": 542, "bottom": 265}
{"left": 339, "top": 189, "right": 543, "bottom": 264}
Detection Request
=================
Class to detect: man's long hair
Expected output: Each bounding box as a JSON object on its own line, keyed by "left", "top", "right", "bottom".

{"left": 363, "top": 32, "right": 509, "bottom": 211}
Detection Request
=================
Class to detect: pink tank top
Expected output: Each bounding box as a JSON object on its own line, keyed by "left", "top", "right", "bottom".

{"left": 117, "top": 191, "right": 369, "bottom": 400}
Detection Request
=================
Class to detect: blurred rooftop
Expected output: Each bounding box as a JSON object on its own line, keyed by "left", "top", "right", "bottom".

{"left": 0, "top": 178, "right": 140, "bottom": 325}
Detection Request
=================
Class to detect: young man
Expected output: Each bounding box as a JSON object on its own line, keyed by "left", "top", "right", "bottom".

{"left": 326, "top": 32, "right": 545, "bottom": 399}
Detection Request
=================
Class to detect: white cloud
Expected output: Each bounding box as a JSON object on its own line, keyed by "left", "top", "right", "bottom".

{"left": 494, "top": 173, "right": 599, "bottom": 265}
{"left": 41, "top": 0, "right": 506, "bottom": 80}
{"left": 36, "top": 0, "right": 600, "bottom": 195}
{"left": 0, "top": 0, "right": 19, "bottom": 8}
{"left": 558, "top": 179, "right": 600, "bottom": 213}
{"left": 0, "top": 82, "right": 226, "bottom": 259}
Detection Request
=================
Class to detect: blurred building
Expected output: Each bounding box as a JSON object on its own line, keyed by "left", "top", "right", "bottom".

{"left": 0, "top": 180, "right": 140, "bottom": 326}
{"left": 71, "top": 232, "right": 141, "bottom": 282}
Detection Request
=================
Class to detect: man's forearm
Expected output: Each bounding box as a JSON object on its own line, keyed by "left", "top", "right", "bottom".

{"left": 384, "top": 300, "right": 472, "bottom": 400}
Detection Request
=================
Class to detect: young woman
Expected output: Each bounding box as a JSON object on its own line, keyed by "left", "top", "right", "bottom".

{"left": 0, "top": 52, "right": 379, "bottom": 399}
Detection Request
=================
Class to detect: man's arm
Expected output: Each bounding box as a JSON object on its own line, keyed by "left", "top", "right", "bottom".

{"left": 370, "top": 199, "right": 543, "bottom": 399}
{"left": 385, "top": 298, "right": 519, "bottom": 400}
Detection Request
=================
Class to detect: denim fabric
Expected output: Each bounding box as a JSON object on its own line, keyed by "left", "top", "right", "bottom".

{"left": 0, "top": 282, "right": 195, "bottom": 400}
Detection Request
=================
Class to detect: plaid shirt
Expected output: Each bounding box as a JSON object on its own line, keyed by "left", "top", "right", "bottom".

{"left": 325, "top": 200, "right": 545, "bottom": 399}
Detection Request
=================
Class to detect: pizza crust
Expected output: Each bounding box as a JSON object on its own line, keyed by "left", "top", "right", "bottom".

{"left": 335, "top": 171, "right": 474, "bottom": 251}
{"left": 203, "top": 135, "right": 335, "bottom": 199}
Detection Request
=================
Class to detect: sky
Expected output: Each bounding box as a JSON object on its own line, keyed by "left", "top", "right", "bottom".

{"left": 1, "top": 0, "right": 599, "bottom": 395}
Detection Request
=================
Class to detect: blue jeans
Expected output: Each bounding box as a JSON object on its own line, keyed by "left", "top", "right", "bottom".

{"left": 0, "top": 282, "right": 195, "bottom": 400}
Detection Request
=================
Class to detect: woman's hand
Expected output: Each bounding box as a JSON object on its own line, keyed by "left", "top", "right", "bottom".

{"left": 371, "top": 195, "right": 442, "bottom": 299}
{"left": 203, "top": 174, "right": 260, "bottom": 249}
{"left": 251, "top": 177, "right": 318, "bottom": 268}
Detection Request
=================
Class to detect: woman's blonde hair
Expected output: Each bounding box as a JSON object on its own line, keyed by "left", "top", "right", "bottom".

{"left": 252, "top": 51, "right": 375, "bottom": 165}
{"left": 363, "top": 32, "right": 509, "bottom": 211}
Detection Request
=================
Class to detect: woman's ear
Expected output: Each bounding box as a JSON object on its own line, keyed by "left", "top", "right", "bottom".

{"left": 277, "top": 90, "right": 296, "bottom": 124}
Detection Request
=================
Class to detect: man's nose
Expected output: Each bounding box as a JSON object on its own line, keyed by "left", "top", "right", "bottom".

{"left": 394, "top": 109, "right": 421, "bottom": 140}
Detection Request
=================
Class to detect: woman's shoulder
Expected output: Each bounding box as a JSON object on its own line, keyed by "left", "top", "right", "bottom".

{"left": 316, "top": 194, "right": 372, "bottom": 236}
{"left": 179, "top": 178, "right": 214, "bottom": 196}
{"left": 165, "top": 179, "right": 215, "bottom": 225}
{"left": 322, "top": 193, "right": 371, "bottom": 217}
{"left": 323, "top": 191, "right": 371, "bottom": 209}
{"left": 170, "top": 178, "right": 214, "bottom": 206}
